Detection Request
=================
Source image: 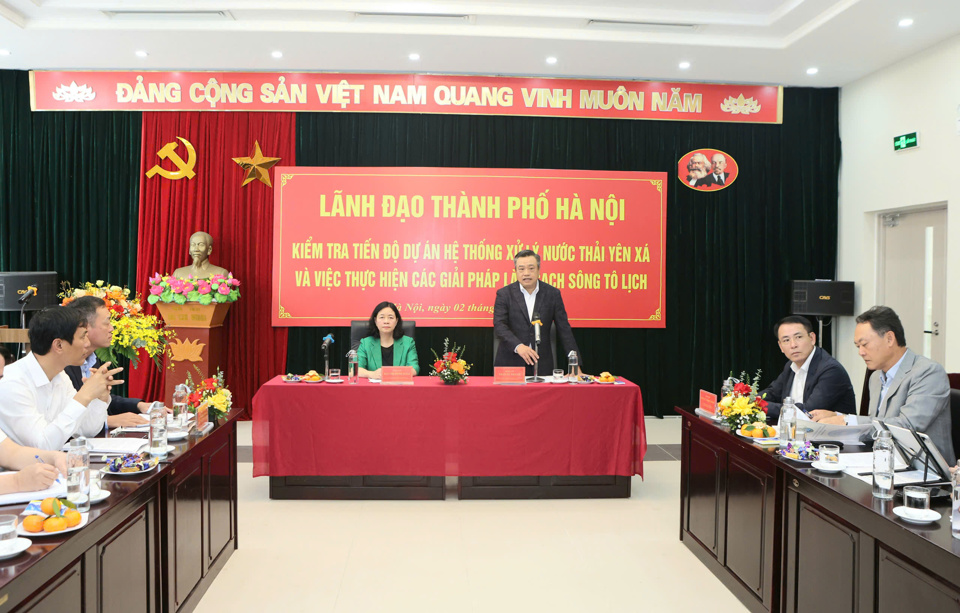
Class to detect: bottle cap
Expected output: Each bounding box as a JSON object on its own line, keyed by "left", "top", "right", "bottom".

{"left": 783, "top": 396, "right": 794, "bottom": 404}
{"left": 877, "top": 430, "right": 892, "bottom": 439}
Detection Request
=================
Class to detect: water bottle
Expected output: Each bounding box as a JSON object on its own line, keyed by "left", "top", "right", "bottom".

{"left": 66, "top": 437, "right": 90, "bottom": 513}
{"left": 347, "top": 350, "right": 359, "bottom": 384}
{"left": 149, "top": 401, "right": 168, "bottom": 458}
{"left": 566, "top": 351, "right": 579, "bottom": 381}
{"left": 872, "top": 430, "right": 895, "bottom": 499}
{"left": 952, "top": 459, "right": 960, "bottom": 539}
{"left": 172, "top": 383, "right": 190, "bottom": 429}
{"left": 779, "top": 396, "right": 797, "bottom": 448}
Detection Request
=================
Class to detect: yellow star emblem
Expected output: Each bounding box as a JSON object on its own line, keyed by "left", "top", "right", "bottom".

{"left": 232, "top": 140, "right": 281, "bottom": 187}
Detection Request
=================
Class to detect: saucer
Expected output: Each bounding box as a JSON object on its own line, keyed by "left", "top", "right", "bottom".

{"left": 811, "top": 460, "right": 844, "bottom": 474}
{"left": 90, "top": 488, "right": 111, "bottom": 504}
{"left": 892, "top": 506, "right": 941, "bottom": 525}
{"left": 167, "top": 430, "right": 189, "bottom": 442}
{"left": 0, "top": 537, "right": 31, "bottom": 560}
{"left": 326, "top": 378, "right": 344, "bottom": 384}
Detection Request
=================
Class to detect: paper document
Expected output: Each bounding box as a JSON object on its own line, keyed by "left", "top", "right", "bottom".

{"left": 839, "top": 451, "right": 908, "bottom": 470}
{"left": 70, "top": 438, "right": 146, "bottom": 454}
{"left": 799, "top": 419, "right": 874, "bottom": 444}
{"left": 0, "top": 480, "right": 67, "bottom": 507}
{"left": 843, "top": 468, "right": 944, "bottom": 487}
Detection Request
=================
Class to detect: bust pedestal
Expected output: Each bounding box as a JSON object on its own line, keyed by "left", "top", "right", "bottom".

{"left": 156, "top": 303, "right": 231, "bottom": 405}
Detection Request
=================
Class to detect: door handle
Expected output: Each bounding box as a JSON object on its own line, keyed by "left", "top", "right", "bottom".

{"left": 923, "top": 330, "right": 940, "bottom": 336}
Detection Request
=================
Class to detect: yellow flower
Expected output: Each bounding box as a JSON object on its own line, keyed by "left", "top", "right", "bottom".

{"left": 719, "top": 395, "right": 733, "bottom": 408}
{"left": 733, "top": 396, "right": 750, "bottom": 411}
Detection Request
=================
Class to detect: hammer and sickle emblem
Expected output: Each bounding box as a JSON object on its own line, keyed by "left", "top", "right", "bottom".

{"left": 145, "top": 136, "right": 197, "bottom": 180}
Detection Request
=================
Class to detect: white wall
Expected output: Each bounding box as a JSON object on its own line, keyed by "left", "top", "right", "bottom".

{"left": 838, "top": 34, "right": 960, "bottom": 398}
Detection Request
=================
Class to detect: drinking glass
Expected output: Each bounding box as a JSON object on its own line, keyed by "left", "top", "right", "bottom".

{"left": 67, "top": 438, "right": 90, "bottom": 513}
{"left": 329, "top": 369, "right": 341, "bottom": 381}
{"left": 820, "top": 444, "right": 840, "bottom": 467}
{"left": 0, "top": 515, "right": 17, "bottom": 550}
{"left": 553, "top": 369, "right": 564, "bottom": 381}
{"left": 903, "top": 486, "right": 931, "bottom": 516}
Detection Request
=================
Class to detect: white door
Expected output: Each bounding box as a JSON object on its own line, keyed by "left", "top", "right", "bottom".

{"left": 879, "top": 207, "right": 947, "bottom": 364}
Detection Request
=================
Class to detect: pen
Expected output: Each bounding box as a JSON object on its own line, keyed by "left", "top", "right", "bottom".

{"left": 34, "top": 455, "right": 44, "bottom": 464}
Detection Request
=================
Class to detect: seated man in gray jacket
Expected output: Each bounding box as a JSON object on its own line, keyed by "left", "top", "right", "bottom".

{"left": 810, "top": 306, "right": 954, "bottom": 462}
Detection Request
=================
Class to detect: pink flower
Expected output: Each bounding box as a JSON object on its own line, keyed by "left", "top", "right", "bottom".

{"left": 149, "top": 285, "right": 163, "bottom": 295}
{"left": 229, "top": 278, "right": 240, "bottom": 286}
{"left": 198, "top": 284, "right": 211, "bottom": 295}
{"left": 217, "top": 284, "right": 231, "bottom": 295}
{"left": 149, "top": 273, "right": 162, "bottom": 284}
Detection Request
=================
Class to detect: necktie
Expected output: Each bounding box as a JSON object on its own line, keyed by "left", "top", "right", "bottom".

{"left": 716, "top": 174, "right": 724, "bottom": 185}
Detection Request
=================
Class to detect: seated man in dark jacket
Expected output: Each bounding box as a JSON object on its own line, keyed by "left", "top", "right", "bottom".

{"left": 64, "top": 296, "right": 166, "bottom": 428}
{"left": 761, "top": 315, "right": 856, "bottom": 422}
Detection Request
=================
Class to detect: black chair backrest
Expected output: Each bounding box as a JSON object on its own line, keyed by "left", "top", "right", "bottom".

{"left": 349, "top": 320, "right": 416, "bottom": 351}
{"left": 859, "top": 368, "right": 875, "bottom": 416}
{"left": 950, "top": 388, "right": 960, "bottom": 463}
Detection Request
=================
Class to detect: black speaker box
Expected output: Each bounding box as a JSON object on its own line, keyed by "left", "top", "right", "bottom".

{"left": 791, "top": 280, "right": 854, "bottom": 317}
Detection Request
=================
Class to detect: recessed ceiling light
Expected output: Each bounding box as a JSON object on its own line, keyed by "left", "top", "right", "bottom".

{"left": 546, "top": 56, "right": 558, "bottom": 65}
{"left": 678, "top": 61, "right": 691, "bottom": 70}
{"left": 271, "top": 50, "right": 283, "bottom": 59}
{"left": 135, "top": 50, "right": 148, "bottom": 58}
{"left": 806, "top": 67, "right": 819, "bottom": 75}
{"left": 409, "top": 52, "right": 420, "bottom": 61}
{"left": 0, "top": 50, "right": 10, "bottom": 57}
{"left": 898, "top": 18, "right": 914, "bottom": 28}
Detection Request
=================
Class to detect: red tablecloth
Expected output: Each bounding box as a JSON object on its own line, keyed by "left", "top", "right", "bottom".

{"left": 252, "top": 376, "right": 646, "bottom": 477}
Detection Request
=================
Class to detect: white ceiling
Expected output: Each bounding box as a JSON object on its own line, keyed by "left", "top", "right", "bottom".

{"left": 1, "top": 0, "right": 958, "bottom": 87}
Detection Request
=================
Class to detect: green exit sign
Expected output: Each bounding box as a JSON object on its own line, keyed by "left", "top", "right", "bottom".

{"left": 893, "top": 132, "right": 919, "bottom": 151}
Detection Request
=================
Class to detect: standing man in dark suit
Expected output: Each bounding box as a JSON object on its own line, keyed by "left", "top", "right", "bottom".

{"left": 760, "top": 315, "right": 856, "bottom": 421}
{"left": 64, "top": 296, "right": 167, "bottom": 428}
{"left": 493, "top": 250, "right": 580, "bottom": 376}
{"left": 810, "top": 306, "right": 954, "bottom": 461}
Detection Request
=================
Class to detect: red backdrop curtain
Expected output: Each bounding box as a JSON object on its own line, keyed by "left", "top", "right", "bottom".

{"left": 129, "top": 112, "right": 293, "bottom": 413}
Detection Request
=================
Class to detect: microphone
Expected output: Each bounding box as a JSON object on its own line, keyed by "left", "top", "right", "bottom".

{"left": 321, "top": 334, "right": 335, "bottom": 352}
{"left": 532, "top": 312, "right": 541, "bottom": 344}
{"left": 17, "top": 286, "right": 37, "bottom": 304}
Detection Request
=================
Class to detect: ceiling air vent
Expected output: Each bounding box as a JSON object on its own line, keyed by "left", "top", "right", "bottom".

{"left": 586, "top": 20, "right": 700, "bottom": 33}
{"left": 102, "top": 11, "right": 235, "bottom": 22}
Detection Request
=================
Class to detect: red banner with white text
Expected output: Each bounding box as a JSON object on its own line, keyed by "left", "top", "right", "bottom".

{"left": 31, "top": 71, "right": 782, "bottom": 123}
{"left": 272, "top": 167, "right": 667, "bottom": 328}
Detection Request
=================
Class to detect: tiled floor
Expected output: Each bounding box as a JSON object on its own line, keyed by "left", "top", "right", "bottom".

{"left": 196, "top": 417, "right": 748, "bottom": 613}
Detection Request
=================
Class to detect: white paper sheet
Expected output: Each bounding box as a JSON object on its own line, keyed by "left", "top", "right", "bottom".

{"left": 0, "top": 480, "right": 68, "bottom": 507}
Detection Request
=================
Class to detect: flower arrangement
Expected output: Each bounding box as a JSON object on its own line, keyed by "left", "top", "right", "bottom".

{"left": 60, "top": 281, "right": 174, "bottom": 370}
{"left": 430, "top": 338, "right": 472, "bottom": 384}
{"left": 717, "top": 369, "right": 768, "bottom": 432}
{"left": 147, "top": 273, "right": 241, "bottom": 306}
{"left": 184, "top": 368, "right": 233, "bottom": 422}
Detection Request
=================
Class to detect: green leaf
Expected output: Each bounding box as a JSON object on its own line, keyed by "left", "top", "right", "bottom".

{"left": 187, "top": 291, "right": 201, "bottom": 301}
{"left": 198, "top": 294, "right": 213, "bottom": 305}
{"left": 161, "top": 288, "right": 175, "bottom": 302}
{"left": 214, "top": 292, "right": 227, "bottom": 303}
{"left": 173, "top": 293, "right": 187, "bottom": 305}
{"left": 147, "top": 294, "right": 160, "bottom": 305}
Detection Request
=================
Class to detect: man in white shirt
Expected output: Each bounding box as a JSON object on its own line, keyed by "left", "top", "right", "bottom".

{"left": 0, "top": 307, "right": 122, "bottom": 450}
{"left": 759, "top": 315, "right": 855, "bottom": 421}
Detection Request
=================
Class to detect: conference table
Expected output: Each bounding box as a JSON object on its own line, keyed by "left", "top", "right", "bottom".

{"left": 252, "top": 376, "right": 646, "bottom": 499}
{"left": 0, "top": 409, "right": 240, "bottom": 613}
{"left": 677, "top": 405, "right": 960, "bottom": 613}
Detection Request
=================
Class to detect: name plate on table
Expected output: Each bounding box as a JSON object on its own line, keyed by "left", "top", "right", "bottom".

{"left": 381, "top": 366, "right": 414, "bottom": 385}
{"left": 699, "top": 390, "right": 717, "bottom": 413}
{"left": 493, "top": 367, "right": 526, "bottom": 385}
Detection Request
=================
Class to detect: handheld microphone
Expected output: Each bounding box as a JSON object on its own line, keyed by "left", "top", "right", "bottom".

{"left": 321, "top": 334, "right": 335, "bottom": 352}
{"left": 532, "top": 312, "right": 541, "bottom": 344}
{"left": 17, "top": 286, "right": 37, "bottom": 304}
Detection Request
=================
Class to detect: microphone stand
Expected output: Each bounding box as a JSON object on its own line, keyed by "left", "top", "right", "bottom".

{"left": 17, "top": 294, "right": 32, "bottom": 358}
{"left": 526, "top": 318, "right": 546, "bottom": 383}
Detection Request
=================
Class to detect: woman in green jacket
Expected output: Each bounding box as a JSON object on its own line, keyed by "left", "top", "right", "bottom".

{"left": 357, "top": 301, "right": 419, "bottom": 378}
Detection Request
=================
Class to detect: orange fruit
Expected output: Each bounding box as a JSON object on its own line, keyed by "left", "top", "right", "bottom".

{"left": 22, "top": 515, "right": 44, "bottom": 533}
{"left": 40, "top": 497, "right": 59, "bottom": 516}
{"left": 64, "top": 508, "right": 82, "bottom": 528}
{"left": 43, "top": 516, "right": 67, "bottom": 533}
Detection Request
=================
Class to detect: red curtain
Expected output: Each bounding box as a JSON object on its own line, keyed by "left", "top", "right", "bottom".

{"left": 129, "top": 112, "right": 294, "bottom": 413}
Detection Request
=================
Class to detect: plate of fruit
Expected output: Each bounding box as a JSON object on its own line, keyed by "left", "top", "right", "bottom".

{"left": 282, "top": 373, "right": 302, "bottom": 383}
{"left": 302, "top": 370, "right": 323, "bottom": 383}
{"left": 777, "top": 441, "right": 819, "bottom": 463}
{"left": 737, "top": 422, "right": 778, "bottom": 442}
{"left": 595, "top": 372, "right": 618, "bottom": 384}
{"left": 100, "top": 452, "right": 160, "bottom": 476}
{"left": 19, "top": 498, "right": 88, "bottom": 536}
